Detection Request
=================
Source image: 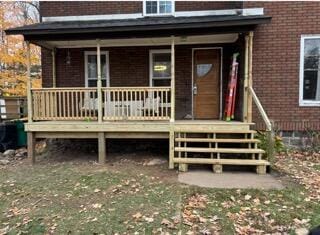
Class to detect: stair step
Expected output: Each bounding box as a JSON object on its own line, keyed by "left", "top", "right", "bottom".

{"left": 174, "top": 147, "right": 265, "bottom": 154}
{"left": 175, "top": 138, "right": 260, "bottom": 143}
{"left": 173, "top": 158, "right": 270, "bottom": 166}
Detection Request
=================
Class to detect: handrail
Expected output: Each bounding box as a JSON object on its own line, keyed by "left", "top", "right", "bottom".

{"left": 248, "top": 86, "right": 272, "bottom": 131}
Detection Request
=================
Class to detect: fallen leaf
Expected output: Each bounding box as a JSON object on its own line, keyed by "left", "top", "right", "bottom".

{"left": 92, "top": 203, "right": 102, "bottom": 209}
{"left": 132, "top": 212, "right": 142, "bottom": 219}
{"left": 144, "top": 217, "right": 154, "bottom": 223}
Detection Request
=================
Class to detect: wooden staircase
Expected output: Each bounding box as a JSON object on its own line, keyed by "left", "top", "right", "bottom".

{"left": 171, "top": 122, "right": 269, "bottom": 174}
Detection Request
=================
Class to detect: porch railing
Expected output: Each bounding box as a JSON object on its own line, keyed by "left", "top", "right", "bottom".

{"left": 102, "top": 87, "right": 171, "bottom": 120}
{"left": 31, "top": 87, "right": 171, "bottom": 121}
{"left": 32, "top": 88, "right": 98, "bottom": 121}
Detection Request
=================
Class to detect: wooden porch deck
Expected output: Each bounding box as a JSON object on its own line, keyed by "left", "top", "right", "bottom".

{"left": 26, "top": 120, "right": 252, "bottom": 135}
{"left": 26, "top": 120, "right": 269, "bottom": 174}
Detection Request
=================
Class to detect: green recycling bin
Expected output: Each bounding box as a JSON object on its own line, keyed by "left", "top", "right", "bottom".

{"left": 15, "top": 120, "right": 27, "bottom": 147}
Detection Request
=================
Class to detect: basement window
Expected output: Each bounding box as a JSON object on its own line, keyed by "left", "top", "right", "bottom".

{"left": 144, "top": 0, "right": 174, "bottom": 16}
{"left": 149, "top": 50, "right": 171, "bottom": 87}
{"left": 300, "top": 36, "right": 320, "bottom": 106}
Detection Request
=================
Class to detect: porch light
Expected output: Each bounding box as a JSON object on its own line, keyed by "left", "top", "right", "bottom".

{"left": 154, "top": 65, "right": 167, "bottom": 71}
{"left": 66, "top": 49, "right": 71, "bottom": 65}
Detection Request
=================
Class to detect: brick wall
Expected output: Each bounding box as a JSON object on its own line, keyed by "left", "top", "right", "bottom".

{"left": 42, "top": 44, "right": 237, "bottom": 119}
{"left": 40, "top": 1, "right": 241, "bottom": 17}
{"left": 243, "top": 2, "right": 320, "bottom": 131}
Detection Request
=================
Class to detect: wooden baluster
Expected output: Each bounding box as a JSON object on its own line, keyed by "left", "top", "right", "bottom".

{"left": 126, "top": 90, "right": 129, "bottom": 118}
{"left": 71, "top": 91, "right": 74, "bottom": 119}
{"left": 112, "top": 90, "right": 115, "bottom": 119}
{"left": 117, "top": 90, "right": 120, "bottom": 119}
{"left": 103, "top": 89, "right": 106, "bottom": 119}
{"left": 66, "top": 91, "right": 69, "bottom": 119}
{"left": 130, "top": 90, "right": 133, "bottom": 119}
{"left": 152, "top": 90, "right": 155, "bottom": 118}
{"left": 121, "top": 90, "right": 124, "bottom": 119}
{"left": 63, "top": 91, "right": 66, "bottom": 119}
{"left": 55, "top": 91, "right": 57, "bottom": 119}
{"left": 50, "top": 91, "right": 53, "bottom": 119}
{"left": 32, "top": 92, "right": 35, "bottom": 119}
{"left": 75, "top": 91, "right": 78, "bottom": 119}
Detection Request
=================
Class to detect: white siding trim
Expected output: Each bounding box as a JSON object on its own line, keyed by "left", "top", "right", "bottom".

{"left": 42, "top": 8, "right": 264, "bottom": 22}
{"left": 43, "top": 13, "right": 143, "bottom": 22}
{"left": 299, "top": 35, "right": 320, "bottom": 107}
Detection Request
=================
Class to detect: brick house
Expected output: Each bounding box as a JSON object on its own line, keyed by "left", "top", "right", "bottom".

{"left": 5, "top": 1, "right": 320, "bottom": 173}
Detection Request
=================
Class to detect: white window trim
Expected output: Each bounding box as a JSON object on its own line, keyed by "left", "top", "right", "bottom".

{"left": 143, "top": 0, "right": 175, "bottom": 17}
{"left": 84, "top": 51, "right": 110, "bottom": 87}
{"left": 149, "top": 49, "right": 171, "bottom": 86}
{"left": 299, "top": 35, "right": 320, "bottom": 106}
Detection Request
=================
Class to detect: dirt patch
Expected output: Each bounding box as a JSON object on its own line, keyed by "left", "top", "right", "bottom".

{"left": 35, "top": 139, "right": 177, "bottom": 183}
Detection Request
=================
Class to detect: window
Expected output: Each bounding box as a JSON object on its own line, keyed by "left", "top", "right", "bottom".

{"left": 300, "top": 36, "right": 320, "bottom": 106}
{"left": 144, "top": 0, "right": 174, "bottom": 16}
{"left": 84, "top": 51, "right": 109, "bottom": 87}
{"left": 149, "top": 50, "right": 171, "bottom": 87}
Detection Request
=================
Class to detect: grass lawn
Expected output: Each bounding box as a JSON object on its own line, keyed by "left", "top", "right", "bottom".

{"left": 0, "top": 142, "right": 319, "bottom": 234}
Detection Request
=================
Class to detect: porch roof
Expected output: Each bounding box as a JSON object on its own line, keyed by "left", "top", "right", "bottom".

{"left": 6, "top": 14, "right": 271, "bottom": 42}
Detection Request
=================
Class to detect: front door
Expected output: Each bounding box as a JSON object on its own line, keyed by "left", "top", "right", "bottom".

{"left": 193, "top": 49, "right": 220, "bottom": 119}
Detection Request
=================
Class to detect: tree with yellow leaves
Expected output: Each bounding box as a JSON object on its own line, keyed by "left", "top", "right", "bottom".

{"left": 0, "top": 1, "right": 41, "bottom": 97}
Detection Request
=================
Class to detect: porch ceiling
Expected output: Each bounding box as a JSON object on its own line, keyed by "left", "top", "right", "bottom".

{"left": 33, "top": 34, "right": 239, "bottom": 48}
{"left": 6, "top": 15, "right": 271, "bottom": 48}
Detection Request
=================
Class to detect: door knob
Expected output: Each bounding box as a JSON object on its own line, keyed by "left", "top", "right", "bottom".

{"left": 193, "top": 85, "right": 198, "bottom": 95}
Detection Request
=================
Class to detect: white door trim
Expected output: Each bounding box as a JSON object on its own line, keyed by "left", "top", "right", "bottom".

{"left": 191, "top": 47, "right": 223, "bottom": 119}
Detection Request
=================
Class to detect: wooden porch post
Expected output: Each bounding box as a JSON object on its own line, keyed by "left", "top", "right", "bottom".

{"left": 247, "top": 31, "right": 254, "bottom": 123}
{"left": 96, "top": 40, "right": 103, "bottom": 123}
{"left": 52, "top": 48, "right": 56, "bottom": 88}
{"left": 243, "top": 35, "right": 249, "bottom": 122}
{"left": 170, "top": 36, "right": 175, "bottom": 122}
{"left": 26, "top": 41, "right": 33, "bottom": 123}
{"left": 26, "top": 42, "right": 36, "bottom": 164}
{"left": 98, "top": 132, "right": 106, "bottom": 164}
{"left": 27, "top": 132, "right": 35, "bottom": 164}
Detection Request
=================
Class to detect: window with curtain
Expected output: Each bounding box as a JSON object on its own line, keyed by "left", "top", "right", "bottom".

{"left": 300, "top": 36, "right": 320, "bottom": 105}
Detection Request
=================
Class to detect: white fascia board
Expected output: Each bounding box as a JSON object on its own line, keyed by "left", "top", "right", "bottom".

{"left": 42, "top": 8, "right": 264, "bottom": 22}
{"left": 176, "top": 8, "right": 264, "bottom": 17}
{"left": 242, "top": 8, "right": 264, "bottom": 16}
{"left": 42, "top": 13, "right": 143, "bottom": 22}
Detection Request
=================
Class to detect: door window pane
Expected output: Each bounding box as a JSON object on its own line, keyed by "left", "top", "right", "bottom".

{"left": 197, "top": 64, "right": 213, "bottom": 77}
{"left": 151, "top": 51, "right": 171, "bottom": 87}
{"left": 87, "top": 55, "right": 97, "bottom": 79}
{"left": 87, "top": 55, "right": 107, "bottom": 79}
{"left": 88, "top": 79, "right": 106, "bottom": 87}
{"left": 86, "top": 53, "right": 108, "bottom": 87}
{"left": 152, "top": 79, "right": 171, "bottom": 87}
{"left": 152, "top": 53, "right": 171, "bottom": 78}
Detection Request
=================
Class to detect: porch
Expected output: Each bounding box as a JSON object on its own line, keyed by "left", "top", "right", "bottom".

{"left": 6, "top": 12, "right": 272, "bottom": 173}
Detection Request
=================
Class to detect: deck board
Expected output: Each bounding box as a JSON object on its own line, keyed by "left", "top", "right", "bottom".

{"left": 26, "top": 120, "right": 253, "bottom": 133}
